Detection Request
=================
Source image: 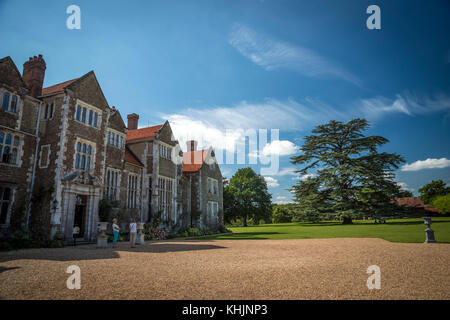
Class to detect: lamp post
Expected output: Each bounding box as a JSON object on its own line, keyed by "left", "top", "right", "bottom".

{"left": 423, "top": 217, "right": 436, "bottom": 243}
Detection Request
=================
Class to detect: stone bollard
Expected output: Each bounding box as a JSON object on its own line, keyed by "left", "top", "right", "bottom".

{"left": 423, "top": 217, "right": 436, "bottom": 243}
{"left": 136, "top": 222, "right": 145, "bottom": 245}
{"left": 96, "top": 222, "right": 109, "bottom": 248}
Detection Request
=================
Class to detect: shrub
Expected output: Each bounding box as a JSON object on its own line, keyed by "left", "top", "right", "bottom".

{"left": 98, "top": 199, "right": 112, "bottom": 222}
{"left": 432, "top": 194, "right": 450, "bottom": 215}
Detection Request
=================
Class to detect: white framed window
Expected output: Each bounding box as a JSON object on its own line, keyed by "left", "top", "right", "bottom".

{"left": 0, "top": 186, "right": 14, "bottom": 225}
{"left": 0, "top": 131, "right": 21, "bottom": 166}
{"left": 39, "top": 144, "right": 51, "bottom": 168}
{"left": 42, "top": 102, "right": 54, "bottom": 120}
{"left": 207, "top": 201, "right": 219, "bottom": 225}
{"left": 158, "top": 176, "right": 174, "bottom": 220}
{"left": 105, "top": 168, "right": 121, "bottom": 201}
{"left": 208, "top": 177, "right": 218, "bottom": 195}
{"left": 74, "top": 99, "right": 101, "bottom": 128}
{"left": 127, "top": 173, "right": 139, "bottom": 209}
{"left": 74, "top": 138, "right": 95, "bottom": 171}
{"left": 159, "top": 143, "right": 172, "bottom": 160}
{"left": 1, "top": 91, "right": 18, "bottom": 113}
{"left": 107, "top": 129, "right": 125, "bottom": 149}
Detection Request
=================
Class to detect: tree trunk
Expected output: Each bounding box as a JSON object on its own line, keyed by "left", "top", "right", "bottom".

{"left": 342, "top": 216, "right": 353, "bottom": 224}
{"left": 243, "top": 215, "right": 247, "bottom": 227}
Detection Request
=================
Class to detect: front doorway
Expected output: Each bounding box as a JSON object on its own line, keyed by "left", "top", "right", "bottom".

{"left": 73, "top": 195, "right": 87, "bottom": 239}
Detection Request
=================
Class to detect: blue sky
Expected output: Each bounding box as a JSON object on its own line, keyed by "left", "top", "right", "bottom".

{"left": 1, "top": 0, "right": 449, "bottom": 203}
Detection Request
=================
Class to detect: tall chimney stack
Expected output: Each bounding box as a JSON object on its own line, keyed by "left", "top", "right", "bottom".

{"left": 186, "top": 140, "right": 198, "bottom": 152}
{"left": 22, "top": 54, "right": 46, "bottom": 97}
{"left": 127, "top": 113, "right": 139, "bottom": 130}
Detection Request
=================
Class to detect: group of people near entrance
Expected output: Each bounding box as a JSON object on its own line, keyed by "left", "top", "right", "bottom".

{"left": 111, "top": 218, "right": 138, "bottom": 248}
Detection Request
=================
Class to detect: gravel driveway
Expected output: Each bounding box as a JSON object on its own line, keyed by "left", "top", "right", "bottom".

{"left": 0, "top": 238, "right": 449, "bottom": 299}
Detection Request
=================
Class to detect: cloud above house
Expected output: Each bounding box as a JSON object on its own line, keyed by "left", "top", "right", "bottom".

{"left": 160, "top": 97, "right": 345, "bottom": 154}
{"left": 229, "top": 23, "right": 360, "bottom": 86}
{"left": 401, "top": 158, "right": 450, "bottom": 171}
{"left": 397, "top": 181, "right": 414, "bottom": 192}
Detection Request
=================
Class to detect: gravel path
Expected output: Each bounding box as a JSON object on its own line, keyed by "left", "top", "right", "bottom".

{"left": 0, "top": 238, "right": 449, "bottom": 300}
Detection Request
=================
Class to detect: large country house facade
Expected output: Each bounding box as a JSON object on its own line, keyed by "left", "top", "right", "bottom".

{"left": 0, "top": 54, "right": 223, "bottom": 242}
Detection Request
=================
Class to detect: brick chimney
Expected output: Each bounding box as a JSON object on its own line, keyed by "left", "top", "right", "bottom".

{"left": 186, "top": 140, "right": 198, "bottom": 152}
{"left": 127, "top": 113, "right": 139, "bottom": 130}
{"left": 22, "top": 54, "right": 46, "bottom": 97}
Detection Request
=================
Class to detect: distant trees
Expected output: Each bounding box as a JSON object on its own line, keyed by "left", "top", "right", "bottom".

{"left": 223, "top": 168, "right": 272, "bottom": 226}
{"left": 419, "top": 180, "right": 449, "bottom": 204}
{"left": 291, "top": 118, "right": 406, "bottom": 224}
{"left": 432, "top": 194, "right": 450, "bottom": 215}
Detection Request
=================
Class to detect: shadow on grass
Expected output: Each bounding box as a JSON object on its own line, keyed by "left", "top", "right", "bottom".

{"left": 0, "top": 242, "right": 226, "bottom": 263}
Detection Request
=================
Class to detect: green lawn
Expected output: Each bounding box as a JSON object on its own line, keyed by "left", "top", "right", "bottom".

{"left": 200, "top": 217, "right": 450, "bottom": 243}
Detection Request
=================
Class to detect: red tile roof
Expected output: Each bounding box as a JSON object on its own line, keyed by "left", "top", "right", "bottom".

{"left": 124, "top": 147, "right": 143, "bottom": 167}
{"left": 182, "top": 149, "right": 209, "bottom": 172}
{"left": 126, "top": 124, "right": 164, "bottom": 142}
{"left": 41, "top": 78, "right": 78, "bottom": 96}
{"left": 394, "top": 197, "right": 438, "bottom": 213}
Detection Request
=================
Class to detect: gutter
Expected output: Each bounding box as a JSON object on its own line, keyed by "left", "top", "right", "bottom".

{"left": 26, "top": 101, "right": 42, "bottom": 228}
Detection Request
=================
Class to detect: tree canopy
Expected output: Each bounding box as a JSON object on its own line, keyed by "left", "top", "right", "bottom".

{"left": 223, "top": 167, "right": 272, "bottom": 226}
{"left": 418, "top": 180, "right": 449, "bottom": 204}
{"left": 291, "top": 118, "right": 405, "bottom": 224}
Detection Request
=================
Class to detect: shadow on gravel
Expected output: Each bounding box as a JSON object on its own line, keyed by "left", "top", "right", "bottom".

{"left": 0, "top": 266, "right": 20, "bottom": 274}
{"left": 0, "top": 242, "right": 226, "bottom": 263}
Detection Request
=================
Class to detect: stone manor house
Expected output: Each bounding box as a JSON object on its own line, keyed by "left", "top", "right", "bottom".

{"left": 0, "top": 54, "right": 223, "bottom": 242}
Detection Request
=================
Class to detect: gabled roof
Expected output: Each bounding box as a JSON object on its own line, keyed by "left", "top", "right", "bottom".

{"left": 0, "top": 56, "right": 28, "bottom": 91}
{"left": 41, "top": 78, "right": 78, "bottom": 97}
{"left": 182, "top": 149, "right": 209, "bottom": 172}
{"left": 125, "top": 147, "right": 143, "bottom": 167}
{"left": 126, "top": 124, "right": 164, "bottom": 142}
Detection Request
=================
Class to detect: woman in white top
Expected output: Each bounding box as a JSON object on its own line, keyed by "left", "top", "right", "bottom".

{"left": 129, "top": 218, "right": 137, "bottom": 248}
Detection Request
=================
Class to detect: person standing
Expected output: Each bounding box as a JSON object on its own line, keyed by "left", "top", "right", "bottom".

{"left": 129, "top": 218, "right": 137, "bottom": 248}
{"left": 112, "top": 218, "right": 120, "bottom": 248}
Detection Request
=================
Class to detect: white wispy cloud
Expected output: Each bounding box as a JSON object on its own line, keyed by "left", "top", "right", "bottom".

{"left": 273, "top": 167, "right": 298, "bottom": 176}
{"left": 401, "top": 158, "right": 450, "bottom": 171}
{"left": 229, "top": 23, "right": 360, "bottom": 86}
{"left": 264, "top": 176, "right": 280, "bottom": 187}
{"left": 356, "top": 92, "right": 450, "bottom": 120}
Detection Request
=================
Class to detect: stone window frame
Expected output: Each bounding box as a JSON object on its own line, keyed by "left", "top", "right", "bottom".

{"left": 42, "top": 101, "right": 55, "bottom": 120}
{"left": 73, "top": 137, "right": 96, "bottom": 172}
{"left": 127, "top": 172, "right": 139, "bottom": 209}
{"left": 105, "top": 167, "right": 121, "bottom": 201}
{"left": 74, "top": 99, "right": 102, "bottom": 129}
{"left": 158, "top": 175, "right": 174, "bottom": 221}
{"left": 207, "top": 177, "right": 218, "bottom": 195}
{"left": 38, "top": 144, "right": 51, "bottom": 168}
{"left": 207, "top": 201, "right": 219, "bottom": 224}
{"left": 1, "top": 89, "right": 19, "bottom": 114}
{"left": 159, "top": 141, "right": 172, "bottom": 160}
{"left": 0, "top": 130, "right": 23, "bottom": 167}
{"left": 107, "top": 128, "right": 126, "bottom": 149}
{"left": 0, "top": 184, "right": 16, "bottom": 226}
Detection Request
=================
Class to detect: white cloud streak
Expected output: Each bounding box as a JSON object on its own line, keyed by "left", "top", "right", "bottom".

{"left": 401, "top": 158, "right": 450, "bottom": 171}
{"left": 229, "top": 23, "right": 361, "bottom": 86}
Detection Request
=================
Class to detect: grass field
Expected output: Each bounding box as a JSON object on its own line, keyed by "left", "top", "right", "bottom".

{"left": 200, "top": 217, "right": 450, "bottom": 243}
